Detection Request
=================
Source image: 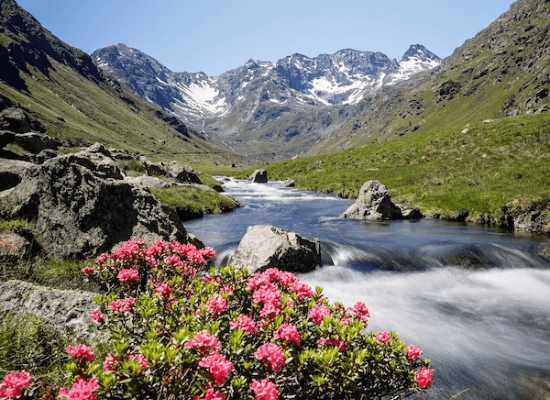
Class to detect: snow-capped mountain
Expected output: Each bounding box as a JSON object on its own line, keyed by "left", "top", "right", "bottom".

{"left": 92, "top": 44, "right": 440, "bottom": 160}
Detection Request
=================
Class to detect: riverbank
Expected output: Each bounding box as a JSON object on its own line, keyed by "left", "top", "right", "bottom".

{"left": 216, "top": 113, "right": 550, "bottom": 235}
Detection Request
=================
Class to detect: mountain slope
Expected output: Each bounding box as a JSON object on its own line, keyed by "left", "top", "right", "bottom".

{"left": 92, "top": 44, "right": 440, "bottom": 160}
{"left": 0, "top": 0, "right": 244, "bottom": 167}
{"left": 311, "top": 0, "right": 550, "bottom": 153}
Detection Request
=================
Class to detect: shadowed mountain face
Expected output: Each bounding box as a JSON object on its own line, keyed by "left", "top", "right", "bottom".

{"left": 92, "top": 44, "right": 440, "bottom": 160}
{"left": 0, "top": 0, "right": 243, "bottom": 166}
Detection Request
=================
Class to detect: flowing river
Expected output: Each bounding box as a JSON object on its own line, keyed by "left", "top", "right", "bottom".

{"left": 185, "top": 178, "right": 550, "bottom": 400}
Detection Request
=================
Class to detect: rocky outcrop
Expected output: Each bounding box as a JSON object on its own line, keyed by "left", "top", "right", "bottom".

{"left": 249, "top": 169, "right": 268, "bottom": 183}
{"left": 343, "top": 180, "right": 404, "bottom": 220}
{"left": 0, "top": 143, "right": 195, "bottom": 259}
{"left": 139, "top": 156, "right": 202, "bottom": 184}
{"left": 0, "top": 280, "right": 96, "bottom": 336}
{"left": 229, "top": 225, "right": 321, "bottom": 273}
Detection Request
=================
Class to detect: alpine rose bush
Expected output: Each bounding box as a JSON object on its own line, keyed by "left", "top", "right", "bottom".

{"left": 1, "top": 239, "right": 433, "bottom": 400}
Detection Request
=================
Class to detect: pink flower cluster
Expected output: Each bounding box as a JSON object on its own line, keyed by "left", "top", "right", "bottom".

{"left": 59, "top": 377, "right": 100, "bottom": 400}
{"left": 66, "top": 344, "right": 94, "bottom": 364}
{"left": 415, "top": 367, "right": 433, "bottom": 389}
{"left": 206, "top": 297, "right": 227, "bottom": 314}
{"left": 317, "top": 336, "right": 346, "bottom": 352}
{"left": 88, "top": 310, "right": 104, "bottom": 324}
{"left": 185, "top": 331, "right": 221, "bottom": 353}
{"left": 229, "top": 314, "right": 257, "bottom": 334}
{"left": 375, "top": 332, "right": 391, "bottom": 345}
{"left": 274, "top": 323, "right": 300, "bottom": 345}
{"left": 406, "top": 345, "right": 423, "bottom": 360}
{"left": 254, "top": 343, "right": 285, "bottom": 373}
{"left": 349, "top": 301, "right": 370, "bottom": 323}
{"left": 108, "top": 297, "right": 135, "bottom": 313}
{"left": 116, "top": 268, "right": 139, "bottom": 284}
{"left": 308, "top": 304, "right": 330, "bottom": 324}
{"left": 0, "top": 371, "right": 32, "bottom": 399}
{"left": 199, "top": 351, "right": 233, "bottom": 386}
{"left": 192, "top": 385, "right": 226, "bottom": 400}
{"left": 249, "top": 379, "right": 279, "bottom": 400}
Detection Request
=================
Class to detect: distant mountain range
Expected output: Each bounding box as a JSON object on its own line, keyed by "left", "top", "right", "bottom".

{"left": 92, "top": 44, "right": 441, "bottom": 159}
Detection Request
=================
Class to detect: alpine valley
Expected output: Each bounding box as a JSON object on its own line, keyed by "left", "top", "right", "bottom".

{"left": 91, "top": 44, "right": 441, "bottom": 160}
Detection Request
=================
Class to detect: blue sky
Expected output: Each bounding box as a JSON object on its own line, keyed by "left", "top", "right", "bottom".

{"left": 17, "top": 0, "right": 514, "bottom": 77}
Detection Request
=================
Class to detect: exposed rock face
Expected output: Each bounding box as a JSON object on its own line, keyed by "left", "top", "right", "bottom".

{"left": 229, "top": 225, "right": 321, "bottom": 273}
{"left": 139, "top": 156, "right": 202, "bottom": 184}
{"left": 12, "top": 131, "right": 57, "bottom": 153}
{"left": 249, "top": 169, "right": 268, "bottom": 183}
{"left": 0, "top": 107, "right": 31, "bottom": 133}
{"left": 0, "top": 144, "right": 194, "bottom": 259}
{"left": 0, "top": 280, "right": 96, "bottom": 335}
{"left": 343, "top": 180, "right": 403, "bottom": 220}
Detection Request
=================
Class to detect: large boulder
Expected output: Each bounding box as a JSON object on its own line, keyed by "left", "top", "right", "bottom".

{"left": 0, "top": 280, "right": 96, "bottom": 336}
{"left": 229, "top": 225, "right": 321, "bottom": 274}
{"left": 343, "top": 180, "right": 403, "bottom": 220}
{"left": 139, "top": 156, "right": 202, "bottom": 184}
{"left": 0, "top": 107, "right": 31, "bottom": 133}
{"left": 0, "top": 145, "right": 195, "bottom": 259}
{"left": 13, "top": 132, "right": 58, "bottom": 154}
{"left": 249, "top": 169, "right": 268, "bottom": 183}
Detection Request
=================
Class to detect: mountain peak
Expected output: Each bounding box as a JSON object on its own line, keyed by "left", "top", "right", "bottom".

{"left": 401, "top": 44, "right": 441, "bottom": 63}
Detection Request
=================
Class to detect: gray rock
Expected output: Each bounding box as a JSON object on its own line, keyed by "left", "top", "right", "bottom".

{"left": 124, "top": 175, "right": 172, "bottom": 189}
{"left": 0, "top": 107, "right": 31, "bottom": 133}
{"left": 28, "top": 148, "right": 61, "bottom": 164}
{"left": 280, "top": 179, "right": 296, "bottom": 187}
{"left": 108, "top": 147, "right": 134, "bottom": 161}
{"left": 249, "top": 169, "right": 268, "bottom": 183}
{"left": 0, "top": 280, "right": 96, "bottom": 336}
{"left": 13, "top": 132, "right": 58, "bottom": 154}
{"left": 0, "top": 150, "right": 194, "bottom": 259}
{"left": 0, "top": 130, "right": 16, "bottom": 149}
{"left": 139, "top": 156, "right": 202, "bottom": 184}
{"left": 343, "top": 180, "right": 403, "bottom": 220}
{"left": 229, "top": 225, "right": 321, "bottom": 274}
{"left": 401, "top": 207, "right": 424, "bottom": 220}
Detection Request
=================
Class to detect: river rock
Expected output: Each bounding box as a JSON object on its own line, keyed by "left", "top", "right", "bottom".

{"left": 343, "top": 180, "right": 403, "bottom": 220}
{"left": 229, "top": 225, "right": 321, "bottom": 273}
{"left": 0, "top": 280, "right": 97, "bottom": 336}
{"left": 280, "top": 179, "right": 296, "bottom": 187}
{"left": 249, "top": 169, "right": 268, "bottom": 183}
{"left": 0, "top": 146, "right": 194, "bottom": 259}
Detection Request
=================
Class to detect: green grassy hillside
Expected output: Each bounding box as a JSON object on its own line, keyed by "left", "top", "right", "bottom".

{"left": 228, "top": 112, "right": 550, "bottom": 225}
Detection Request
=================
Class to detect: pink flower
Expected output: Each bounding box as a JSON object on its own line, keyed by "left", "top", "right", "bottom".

{"left": 199, "top": 351, "right": 233, "bottom": 386}
{"left": 0, "top": 371, "right": 32, "bottom": 399}
{"left": 254, "top": 343, "right": 285, "bottom": 373}
{"left": 375, "top": 332, "right": 391, "bottom": 345}
{"left": 249, "top": 379, "right": 279, "bottom": 400}
{"left": 229, "top": 315, "right": 257, "bottom": 334}
{"left": 200, "top": 247, "right": 216, "bottom": 259}
{"left": 317, "top": 337, "right": 346, "bottom": 352}
{"left": 117, "top": 268, "right": 140, "bottom": 284}
{"left": 81, "top": 267, "right": 95, "bottom": 276}
{"left": 65, "top": 344, "right": 94, "bottom": 364}
{"left": 102, "top": 353, "right": 118, "bottom": 373}
{"left": 95, "top": 253, "right": 107, "bottom": 265}
{"left": 88, "top": 310, "right": 104, "bottom": 324}
{"left": 253, "top": 284, "right": 281, "bottom": 305}
{"left": 278, "top": 271, "right": 299, "bottom": 287}
{"left": 108, "top": 297, "right": 135, "bottom": 313}
{"left": 59, "top": 377, "right": 100, "bottom": 400}
{"left": 349, "top": 301, "right": 370, "bottom": 323}
{"left": 274, "top": 323, "right": 300, "bottom": 345}
{"left": 415, "top": 367, "right": 433, "bottom": 389}
{"left": 128, "top": 354, "right": 149, "bottom": 369}
{"left": 155, "top": 283, "right": 172, "bottom": 297}
{"left": 308, "top": 304, "right": 330, "bottom": 324}
{"left": 185, "top": 331, "right": 221, "bottom": 352}
{"left": 192, "top": 386, "right": 226, "bottom": 400}
{"left": 406, "top": 345, "right": 423, "bottom": 360}
{"left": 260, "top": 302, "right": 281, "bottom": 319}
{"left": 290, "top": 281, "right": 314, "bottom": 300}
{"left": 206, "top": 297, "right": 227, "bottom": 314}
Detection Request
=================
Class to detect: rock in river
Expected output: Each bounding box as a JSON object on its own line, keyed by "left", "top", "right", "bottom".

{"left": 229, "top": 225, "right": 321, "bottom": 274}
